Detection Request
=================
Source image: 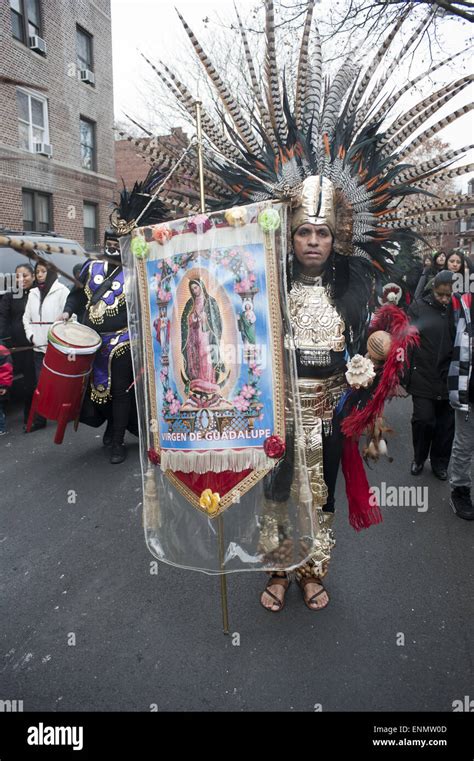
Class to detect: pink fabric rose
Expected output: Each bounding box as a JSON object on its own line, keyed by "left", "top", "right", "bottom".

{"left": 189, "top": 214, "right": 212, "bottom": 234}
{"left": 152, "top": 224, "right": 173, "bottom": 245}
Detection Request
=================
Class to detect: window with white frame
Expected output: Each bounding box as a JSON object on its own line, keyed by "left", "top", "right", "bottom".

{"left": 16, "top": 89, "right": 49, "bottom": 152}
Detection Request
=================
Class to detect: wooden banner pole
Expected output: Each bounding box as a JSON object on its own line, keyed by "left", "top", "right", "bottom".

{"left": 195, "top": 100, "right": 230, "bottom": 635}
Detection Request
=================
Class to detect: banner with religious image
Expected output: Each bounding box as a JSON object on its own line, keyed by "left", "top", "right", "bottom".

{"left": 126, "top": 202, "right": 289, "bottom": 515}
{"left": 121, "top": 202, "right": 316, "bottom": 573}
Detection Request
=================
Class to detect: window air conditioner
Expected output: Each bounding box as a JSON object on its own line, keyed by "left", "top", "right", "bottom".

{"left": 34, "top": 143, "right": 53, "bottom": 158}
{"left": 79, "top": 69, "right": 95, "bottom": 85}
{"left": 28, "top": 35, "right": 47, "bottom": 55}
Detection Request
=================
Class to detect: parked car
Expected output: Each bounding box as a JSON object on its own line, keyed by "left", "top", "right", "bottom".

{"left": 0, "top": 230, "right": 87, "bottom": 297}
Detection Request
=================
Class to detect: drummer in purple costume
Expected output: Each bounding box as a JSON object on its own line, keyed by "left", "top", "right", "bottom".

{"left": 60, "top": 173, "right": 169, "bottom": 463}
{"left": 61, "top": 231, "right": 134, "bottom": 463}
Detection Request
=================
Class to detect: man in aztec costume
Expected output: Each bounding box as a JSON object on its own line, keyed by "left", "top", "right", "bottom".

{"left": 112, "top": 0, "right": 472, "bottom": 610}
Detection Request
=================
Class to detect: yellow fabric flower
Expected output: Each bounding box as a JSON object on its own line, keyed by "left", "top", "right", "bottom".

{"left": 199, "top": 488, "right": 221, "bottom": 515}
{"left": 225, "top": 207, "right": 247, "bottom": 227}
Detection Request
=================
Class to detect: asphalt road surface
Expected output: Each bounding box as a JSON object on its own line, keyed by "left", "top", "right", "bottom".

{"left": 1, "top": 396, "right": 473, "bottom": 712}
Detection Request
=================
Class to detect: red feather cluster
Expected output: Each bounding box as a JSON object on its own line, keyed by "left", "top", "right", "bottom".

{"left": 341, "top": 304, "right": 419, "bottom": 439}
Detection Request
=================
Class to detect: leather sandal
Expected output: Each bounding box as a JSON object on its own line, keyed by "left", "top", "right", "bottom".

{"left": 260, "top": 574, "right": 290, "bottom": 613}
{"left": 297, "top": 576, "right": 329, "bottom": 611}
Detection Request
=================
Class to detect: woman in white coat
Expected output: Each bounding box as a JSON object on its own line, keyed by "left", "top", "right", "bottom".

{"left": 22, "top": 262, "right": 70, "bottom": 430}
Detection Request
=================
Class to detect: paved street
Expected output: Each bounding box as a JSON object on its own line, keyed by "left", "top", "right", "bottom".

{"left": 1, "top": 396, "right": 473, "bottom": 712}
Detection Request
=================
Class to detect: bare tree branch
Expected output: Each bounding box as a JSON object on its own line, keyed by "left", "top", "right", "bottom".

{"left": 374, "top": 0, "right": 474, "bottom": 23}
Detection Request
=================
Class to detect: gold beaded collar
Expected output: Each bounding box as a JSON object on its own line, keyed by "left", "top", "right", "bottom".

{"left": 296, "top": 271, "right": 323, "bottom": 286}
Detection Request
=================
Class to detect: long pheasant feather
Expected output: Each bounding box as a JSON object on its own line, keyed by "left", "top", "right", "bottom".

{"left": 384, "top": 195, "right": 473, "bottom": 219}
{"left": 295, "top": 0, "right": 316, "bottom": 128}
{"left": 176, "top": 9, "right": 260, "bottom": 154}
{"left": 158, "top": 61, "right": 243, "bottom": 161}
{"left": 118, "top": 126, "right": 232, "bottom": 202}
{"left": 393, "top": 105, "right": 474, "bottom": 166}
{"left": 385, "top": 76, "right": 472, "bottom": 139}
{"left": 385, "top": 208, "right": 472, "bottom": 227}
{"left": 307, "top": 24, "right": 323, "bottom": 147}
{"left": 234, "top": 3, "right": 277, "bottom": 152}
{"left": 394, "top": 144, "right": 474, "bottom": 184}
{"left": 264, "top": 0, "right": 286, "bottom": 143}
{"left": 141, "top": 53, "right": 243, "bottom": 162}
{"left": 383, "top": 77, "right": 473, "bottom": 153}
{"left": 123, "top": 112, "right": 153, "bottom": 136}
{"left": 355, "top": 9, "right": 434, "bottom": 131}
{"left": 321, "top": 59, "right": 357, "bottom": 140}
{"left": 115, "top": 129, "right": 174, "bottom": 168}
{"left": 413, "top": 162, "right": 474, "bottom": 189}
{"left": 367, "top": 49, "right": 469, "bottom": 131}
{"left": 345, "top": 10, "right": 409, "bottom": 125}
{"left": 149, "top": 137, "right": 233, "bottom": 198}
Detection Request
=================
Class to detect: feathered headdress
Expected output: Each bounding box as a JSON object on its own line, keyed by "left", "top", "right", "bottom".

{"left": 128, "top": 0, "right": 472, "bottom": 272}
{"left": 106, "top": 166, "right": 169, "bottom": 241}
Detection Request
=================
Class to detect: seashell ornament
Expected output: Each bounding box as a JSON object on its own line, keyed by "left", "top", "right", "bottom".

{"left": 345, "top": 354, "right": 376, "bottom": 389}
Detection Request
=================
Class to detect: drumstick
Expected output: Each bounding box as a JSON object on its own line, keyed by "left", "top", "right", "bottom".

{"left": 126, "top": 365, "right": 145, "bottom": 392}
{"left": 9, "top": 344, "right": 47, "bottom": 352}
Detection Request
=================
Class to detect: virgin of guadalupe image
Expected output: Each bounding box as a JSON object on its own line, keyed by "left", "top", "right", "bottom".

{"left": 180, "top": 278, "right": 230, "bottom": 409}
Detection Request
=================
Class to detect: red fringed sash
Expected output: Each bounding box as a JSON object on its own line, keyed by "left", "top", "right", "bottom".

{"left": 342, "top": 304, "right": 419, "bottom": 439}
{"left": 342, "top": 438, "right": 383, "bottom": 530}
{"left": 340, "top": 305, "right": 419, "bottom": 530}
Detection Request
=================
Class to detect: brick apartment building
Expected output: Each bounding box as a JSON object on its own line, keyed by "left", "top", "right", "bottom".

{"left": 115, "top": 135, "right": 151, "bottom": 190}
{"left": 0, "top": 0, "right": 116, "bottom": 250}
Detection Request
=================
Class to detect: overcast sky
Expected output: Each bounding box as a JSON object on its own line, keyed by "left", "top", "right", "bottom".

{"left": 111, "top": 0, "right": 245, "bottom": 121}
{"left": 110, "top": 0, "right": 473, "bottom": 185}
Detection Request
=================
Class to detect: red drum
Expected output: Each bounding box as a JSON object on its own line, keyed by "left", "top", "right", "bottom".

{"left": 27, "top": 321, "right": 102, "bottom": 444}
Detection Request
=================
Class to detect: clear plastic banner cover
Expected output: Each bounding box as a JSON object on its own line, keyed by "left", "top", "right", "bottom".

{"left": 121, "top": 202, "right": 314, "bottom": 574}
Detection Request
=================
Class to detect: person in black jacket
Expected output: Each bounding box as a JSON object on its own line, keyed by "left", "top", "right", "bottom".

{"left": 67, "top": 263, "right": 87, "bottom": 323}
{"left": 413, "top": 250, "right": 446, "bottom": 300}
{"left": 402, "top": 257, "right": 424, "bottom": 303}
{"left": 406, "top": 270, "right": 455, "bottom": 479}
{"left": 0, "top": 263, "right": 36, "bottom": 428}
